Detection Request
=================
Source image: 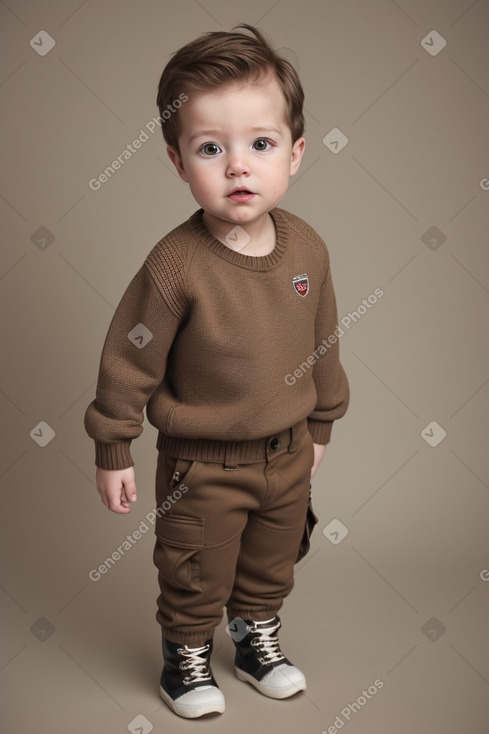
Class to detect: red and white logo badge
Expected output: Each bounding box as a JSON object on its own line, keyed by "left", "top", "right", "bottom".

{"left": 292, "top": 273, "right": 309, "bottom": 297}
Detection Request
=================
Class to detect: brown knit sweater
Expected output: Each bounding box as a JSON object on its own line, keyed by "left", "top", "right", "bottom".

{"left": 85, "top": 208, "right": 349, "bottom": 470}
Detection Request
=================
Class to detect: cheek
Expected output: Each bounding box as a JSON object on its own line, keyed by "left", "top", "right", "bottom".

{"left": 266, "top": 162, "right": 291, "bottom": 191}
{"left": 186, "top": 167, "right": 218, "bottom": 206}
{"left": 189, "top": 164, "right": 218, "bottom": 190}
{"left": 263, "top": 155, "right": 291, "bottom": 177}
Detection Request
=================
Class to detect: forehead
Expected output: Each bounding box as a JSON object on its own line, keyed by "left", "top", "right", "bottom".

{"left": 179, "top": 74, "right": 288, "bottom": 134}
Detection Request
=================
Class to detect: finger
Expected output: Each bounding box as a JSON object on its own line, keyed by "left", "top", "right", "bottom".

{"left": 122, "top": 478, "right": 137, "bottom": 503}
{"left": 104, "top": 486, "right": 131, "bottom": 514}
{"left": 120, "top": 488, "right": 132, "bottom": 508}
{"left": 108, "top": 495, "right": 132, "bottom": 514}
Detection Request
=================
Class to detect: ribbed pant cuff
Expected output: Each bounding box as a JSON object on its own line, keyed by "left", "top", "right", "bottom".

{"left": 161, "top": 627, "right": 216, "bottom": 646}
{"left": 227, "top": 607, "right": 282, "bottom": 623}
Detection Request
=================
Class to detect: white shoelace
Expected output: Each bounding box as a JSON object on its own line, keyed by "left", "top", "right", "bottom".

{"left": 179, "top": 644, "right": 213, "bottom": 685}
{"left": 249, "top": 619, "right": 286, "bottom": 665}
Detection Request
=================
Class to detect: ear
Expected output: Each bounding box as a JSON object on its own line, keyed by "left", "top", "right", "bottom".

{"left": 167, "top": 145, "right": 188, "bottom": 183}
{"left": 289, "top": 137, "right": 306, "bottom": 176}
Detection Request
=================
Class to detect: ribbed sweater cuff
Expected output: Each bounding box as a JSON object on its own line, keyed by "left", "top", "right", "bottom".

{"left": 307, "top": 419, "right": 333, "bottom": 445}
{"left": 94, "top": 442, "right": 134, "bottom": 470}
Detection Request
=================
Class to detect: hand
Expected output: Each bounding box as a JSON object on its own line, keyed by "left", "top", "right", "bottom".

{"left": 311, "top": 443, "right": 327, "bottom": 479}
{"left": 95, "top": 467, "right": 137, "bottom": 514}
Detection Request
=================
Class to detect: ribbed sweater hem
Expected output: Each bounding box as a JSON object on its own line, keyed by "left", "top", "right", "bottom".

{"left": 156, "top": 419, "right": 309, "bottom": 463}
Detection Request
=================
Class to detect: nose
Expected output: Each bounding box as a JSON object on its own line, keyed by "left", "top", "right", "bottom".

{"left": 225, "top": 148, "right": 250, "bottom": 177}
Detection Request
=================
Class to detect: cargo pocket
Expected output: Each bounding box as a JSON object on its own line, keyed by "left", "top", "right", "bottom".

{"left": 154, "top": 514, "right": 205, "bottom": 592}
{"left": 296, "top": 488, "right": 319, "bottom": 563}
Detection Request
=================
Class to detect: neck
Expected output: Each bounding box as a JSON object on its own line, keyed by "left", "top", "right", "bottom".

{"left": 202, "top": 211, "right": 276, "bottom": 256}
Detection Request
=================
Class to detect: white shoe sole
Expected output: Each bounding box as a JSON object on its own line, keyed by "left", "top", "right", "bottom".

{"left": 235, "top": 666, "right": 306, "bottom": 699}
{"left": 160, "top": 684, "right": 225, "bottom": 718}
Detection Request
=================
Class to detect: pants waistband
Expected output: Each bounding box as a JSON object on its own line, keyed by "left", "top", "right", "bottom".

{"left": 156, "top": 419, "right": 309, "bottom": 466}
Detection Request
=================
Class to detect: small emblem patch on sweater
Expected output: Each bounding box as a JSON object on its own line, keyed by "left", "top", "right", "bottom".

{"left": 292, "top": 273, "right": 309, "bottom": 297}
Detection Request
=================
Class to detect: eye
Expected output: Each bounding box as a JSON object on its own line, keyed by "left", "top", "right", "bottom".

{"left": 201, "top": 142, "right": 221, "bottom": 156}
{"left": 252, "top": 138, "right": 272, "bottom": 151}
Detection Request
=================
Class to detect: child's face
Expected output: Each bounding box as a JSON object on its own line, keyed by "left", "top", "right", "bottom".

{"left": 167, "top": 74, "right": 305, "bottom": 231}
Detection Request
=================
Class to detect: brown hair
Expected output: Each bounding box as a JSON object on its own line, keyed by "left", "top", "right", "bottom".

{"left": 156, "top": 23, "right": 305, "bottom": 151}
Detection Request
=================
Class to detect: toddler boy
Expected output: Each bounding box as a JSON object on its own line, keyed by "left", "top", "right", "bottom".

{"left": 85, "top": 23, "right": 349, "bottom": 719}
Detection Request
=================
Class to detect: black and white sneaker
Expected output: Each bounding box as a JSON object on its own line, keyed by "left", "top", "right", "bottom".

{"left": 231, "top": 616, "right": 306, "bottom": 699}
{"left": 159, "top": 638, "right": 225, "bottom": 718}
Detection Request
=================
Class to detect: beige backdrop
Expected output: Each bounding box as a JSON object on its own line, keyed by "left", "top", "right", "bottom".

{"left": 1, "top": 1, "right": 489, "bottom": 732}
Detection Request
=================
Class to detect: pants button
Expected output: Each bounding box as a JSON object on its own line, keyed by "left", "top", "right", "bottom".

{"left": 269, "top": 437, "right": 280, "bottom": 451}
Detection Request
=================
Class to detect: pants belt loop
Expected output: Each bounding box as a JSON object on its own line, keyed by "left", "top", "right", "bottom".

{"left": 223, "top": 440, "right": 238, "bottom": 471}
{"left": 287, "top": 426, "right": 293, "bottom": 451}
{"left": 288, "top": 420, "right": 303, "bottom": 453}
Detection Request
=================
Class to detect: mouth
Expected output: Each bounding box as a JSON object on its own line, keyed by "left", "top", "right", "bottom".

{"left": 227, "top": 187, "right": 256, "bottom": 201}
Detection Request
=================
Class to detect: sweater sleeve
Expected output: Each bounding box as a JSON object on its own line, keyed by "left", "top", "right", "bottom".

{"left": 307, "top": 258, "right": 350, "bottom": 445}
{"left": 84, "top": 263, "right": 182, "bottom": 470}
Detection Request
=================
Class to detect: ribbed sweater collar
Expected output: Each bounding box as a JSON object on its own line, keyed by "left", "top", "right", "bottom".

{"left": 187, "top": 208, "right": 289, "bottom": 271}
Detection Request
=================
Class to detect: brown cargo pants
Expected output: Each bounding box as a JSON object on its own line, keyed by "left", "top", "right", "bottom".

{"left": 153, "top": 419, "right": 315, "bottom": 646}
